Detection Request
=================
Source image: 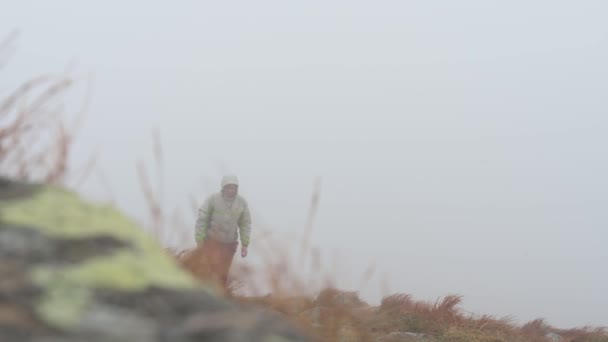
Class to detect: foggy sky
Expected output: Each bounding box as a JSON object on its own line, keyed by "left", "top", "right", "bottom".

{"left": 2, "top": 1, "right": 607, "bottom": 328}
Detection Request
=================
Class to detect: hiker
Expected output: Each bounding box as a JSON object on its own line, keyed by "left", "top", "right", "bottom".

{"left": 194, "top": 175, "right": 252, "bottom": 287}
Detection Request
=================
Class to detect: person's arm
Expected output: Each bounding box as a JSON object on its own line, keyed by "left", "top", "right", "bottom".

{"left": 238, "top": 200, "right": 252, "bottom": 247}
{"left": 195, "top": 196, "right": 213, "bottom": 243}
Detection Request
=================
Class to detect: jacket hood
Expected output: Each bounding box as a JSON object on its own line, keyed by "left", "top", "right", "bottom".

{"left": 221, "top": 175, "right": 239, "bottom": 189}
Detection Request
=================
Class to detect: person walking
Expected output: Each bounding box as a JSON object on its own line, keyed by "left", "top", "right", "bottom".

{"left": 194, "top": 175, "right": 252, "bottom": 287}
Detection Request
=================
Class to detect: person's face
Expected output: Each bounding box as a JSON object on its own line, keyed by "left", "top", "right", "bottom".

{"left": 223, "top": 184, "right": 238, "bottom": 198}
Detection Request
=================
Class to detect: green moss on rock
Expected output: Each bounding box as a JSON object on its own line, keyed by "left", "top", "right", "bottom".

{"left": 0, "top": 184, "right": 200, "bottom": 329}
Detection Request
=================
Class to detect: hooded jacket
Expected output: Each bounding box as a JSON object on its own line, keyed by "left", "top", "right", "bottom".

{"left": 195, "top": 175, "right": 252, "bottom": 246}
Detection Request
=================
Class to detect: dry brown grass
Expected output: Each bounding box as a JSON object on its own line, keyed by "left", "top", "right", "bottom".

{"left": 0, "top": 74, "right": 73, "bottom": 182}
{"left": 0, "top": 32, "right": 91, "bottom": 185}
{"left": 521, "top": 318, "right": 551, "bottom": 339}
{"left": 557, "top": 326, "right": 608, "bottom": 342}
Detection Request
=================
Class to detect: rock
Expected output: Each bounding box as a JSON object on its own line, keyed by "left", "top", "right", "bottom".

{"left": 376, "top": 331, "right": 433, "bottom": 342}
{"left": 0, "top": 178, "right": 310, "bottom": 342}
{"left": 545, "top": 332, "right": 562, "bottom": 342}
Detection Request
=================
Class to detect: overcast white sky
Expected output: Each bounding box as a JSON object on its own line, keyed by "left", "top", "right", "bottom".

{"left": 2, "top": 0, "right": 607, "bottom": 328}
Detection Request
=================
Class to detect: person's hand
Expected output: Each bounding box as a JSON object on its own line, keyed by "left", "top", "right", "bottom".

{"left": 241, "top": 245, "right": 248, "bottom": 258}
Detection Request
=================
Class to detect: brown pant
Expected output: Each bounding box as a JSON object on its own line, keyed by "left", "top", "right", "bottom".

{"left": 198, "top": 238, "right": 238, "bottom": 287}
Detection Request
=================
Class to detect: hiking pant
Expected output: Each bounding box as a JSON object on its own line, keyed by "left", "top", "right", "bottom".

{"left": 200, "top": 238, "right": 238, "bottom": 287}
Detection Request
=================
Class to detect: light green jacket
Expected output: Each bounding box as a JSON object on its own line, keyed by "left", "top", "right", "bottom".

{"left": 195, "top": 193, "right": 252, "bottom": 246}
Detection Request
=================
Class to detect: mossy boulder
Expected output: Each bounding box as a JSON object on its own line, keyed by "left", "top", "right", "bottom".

{"left": 0, "top": 178, "right": 309, "bottom": 342}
